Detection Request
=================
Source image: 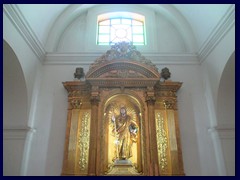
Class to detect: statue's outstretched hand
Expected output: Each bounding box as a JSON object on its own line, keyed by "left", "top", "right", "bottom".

{"left": 111, "top": 115, "right": 116, "bottom": 122}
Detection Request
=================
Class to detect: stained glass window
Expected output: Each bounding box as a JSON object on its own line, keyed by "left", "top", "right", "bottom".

{"left": 97, "top": 17, "right": 145, "bottom": 45}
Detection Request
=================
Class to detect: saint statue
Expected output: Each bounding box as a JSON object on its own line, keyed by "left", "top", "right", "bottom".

{"left": 111, "top": 106, "right": 138, "bottom": 161}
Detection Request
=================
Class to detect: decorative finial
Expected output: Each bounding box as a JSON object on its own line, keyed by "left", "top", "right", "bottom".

{"left": 161, "top": 67, "right": 171, "bottom": 81}
{"left": 74, "top": 67, "right": 85, "bottom": 80}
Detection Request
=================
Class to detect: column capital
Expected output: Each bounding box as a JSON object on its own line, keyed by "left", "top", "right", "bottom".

{"left": 163, "top": 99, "right": 175, "bottom": 109}
{"left": 70, "top": 99, "right": 82, "bottom": 109}
{"left": 146, "top": 96, "right": 156, "bottom": 106}
{"left": 90, "top": 95, "right": 100, "bottom": 105}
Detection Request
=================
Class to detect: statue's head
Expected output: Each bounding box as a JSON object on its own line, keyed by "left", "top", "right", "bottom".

{"left": 120, "top": 106, "right": 126, "bottom": 116}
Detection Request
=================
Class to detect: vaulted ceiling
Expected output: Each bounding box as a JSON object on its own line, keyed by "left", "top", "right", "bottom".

{"left": 10, "top": 4, "right": 234, "bottom": 55}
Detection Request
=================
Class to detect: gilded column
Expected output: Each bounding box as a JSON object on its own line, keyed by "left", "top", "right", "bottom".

{"left": 88, "top": 90, "right": 100, "bottom": 176}
{"left": 163, "top": 99, "right": 184, "bottom": 175}
{"left": 146, "top": 88, "right": 159, "bottom": 176}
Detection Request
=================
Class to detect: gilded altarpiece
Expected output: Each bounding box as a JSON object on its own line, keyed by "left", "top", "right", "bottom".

{"left": 61, "top": 42, "right": 184, "bottom": 176}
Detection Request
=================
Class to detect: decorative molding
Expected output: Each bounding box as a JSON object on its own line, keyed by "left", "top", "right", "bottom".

{"left": 198, "top": 5, "right": 235, "bottom": 64}
{"left": 44, "top": 52, "right": 199, "bottom": 65}
{"left": 3, "top": 127, "right": 36, "bottom": 140}
{"left": 88, "top": 42, "right": 158, "bottom": 72}
{"left": 208, "top": 126, "right": 235, "bottom": 139}
{"left": 3, "top": 4, "right": 46, "bottom": 62}
{"left": 216, "top": 127, "right": 235, "bottom": 139}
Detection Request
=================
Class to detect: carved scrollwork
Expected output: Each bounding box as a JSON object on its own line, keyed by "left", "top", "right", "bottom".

{"left": 68, "top": 90, "right": 91, "bottom": 98}
{"left": 70, "top": 99, "right": 82, "bottom": 109}
{"left": 88, "top": 42, "right": 158, "bottom": 72}
{"left": 103, "top": 69, "right": 144, "bottom": 78}
{"left": 155, "top": 112, "right": 168, "bottom": 172}
{"left": 156, "top": 91, "right": 176, "bottom": 97}
{"left": 78, "top": 112, "right": 90, "bottom": 171}
{"left": 163, "top": 99, "right": 175, "bottom": 109}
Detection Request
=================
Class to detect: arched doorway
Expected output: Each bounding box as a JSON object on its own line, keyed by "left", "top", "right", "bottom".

{"left": 3, "top": 40, "right": 28, "bottom": 175}
{"left": 216, "top": 51, "right": 235, "bottom": 175}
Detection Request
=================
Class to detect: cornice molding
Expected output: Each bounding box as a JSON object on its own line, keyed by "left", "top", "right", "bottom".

{"left": 4, "top": 127, "right": 37, "bottom": 140}
{"left": 3, "top": 127, "right": 36, "bottom": 140}
{"left": 198, "top": 5, "right": 235, "bottom": 64}
{"left": 3, "top": 4, "right": 46, "bottom": 62}
{"left": 44, "top": 52, "right": 199, "bottom": 65}
{"left": 208, "top": 126, "right": 235, "bottom": 139}
{"left": 216, "top": 128, "right": 235, "bottom": 139}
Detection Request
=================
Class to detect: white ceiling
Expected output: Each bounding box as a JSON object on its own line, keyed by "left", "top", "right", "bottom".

{"left": 173, "top": 4, "right": 231, "bottom": 48}
{"left": 18, "top": 4, "right": 69, "bottom": 46}
{"left": 17, "top": 4, "right": 233, "bottom": 52}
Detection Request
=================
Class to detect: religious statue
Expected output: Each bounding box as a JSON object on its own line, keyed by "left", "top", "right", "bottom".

{"left": 111, "top": 106, "right": 138, "bottom": 162}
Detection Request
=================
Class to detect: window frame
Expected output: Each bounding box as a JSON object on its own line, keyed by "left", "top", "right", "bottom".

{"left": 97, "top": 16, "right": 146, "bottom": 45}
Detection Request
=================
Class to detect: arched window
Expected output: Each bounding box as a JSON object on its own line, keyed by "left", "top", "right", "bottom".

{"left": 97, "top": 12, "right": 145, "bottom": 45}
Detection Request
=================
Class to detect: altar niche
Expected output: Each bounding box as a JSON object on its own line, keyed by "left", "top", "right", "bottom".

{"left": 61, "top": 42, "right": 184, "bottom": 176}
{"left": 103, "top": 94, "right": 143, "bottom": 175}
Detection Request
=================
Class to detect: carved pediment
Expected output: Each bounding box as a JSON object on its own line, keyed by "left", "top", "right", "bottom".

{"left": 86, "top": 42, "right": 159, "bottom": 75}
{"left": 102, "top": 69, "right": 144, "bottom": 78}
{"left": 85, "top": 42, "right": 160, "bottom": 87}
{"left": 86, "top": 60, "right": 159, "bottom": 79}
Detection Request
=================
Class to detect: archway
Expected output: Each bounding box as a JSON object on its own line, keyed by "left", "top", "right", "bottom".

{"left": 102, "top": 93, "right": 144, "bottom": 174}
{"left": 3, "top": 40, "right": 28, "bottom": 175}
{"left": 216, "top": 51, "right": 235, "bottom": 175}
{"left": 217, "top": 51, "right": 235, "bottom": 127}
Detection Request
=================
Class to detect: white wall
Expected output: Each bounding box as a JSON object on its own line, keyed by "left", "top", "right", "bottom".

{"left": 3, "top": 41, "right": 28, "bottom": 176}
{"left": 155, "top": 13, "right": 186, "bottom": 52}
{"left": 3, "top": 41, "right": 28, "bottom": 128}
{"left": 26, "top": 65, "right": 88, "bottom": 175}
{"left": 165, "top": 64, "right": 218, "bottom": 175}
{"left": 3, "top": 10, "right": 43, "bottom": 120}
{"left": 3, "top": 137, "right": 26, "bottom": 176}
{"left": 57, "top": 13, "right": 87, "bottom": 52}
{"left": 200, "top": 25, "right": 235, "bottom": 175}
{"left": 3, "top": 10, "right": 43, "bottom": 176}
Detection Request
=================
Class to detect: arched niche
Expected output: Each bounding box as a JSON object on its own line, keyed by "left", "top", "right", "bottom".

{"left": 217, "top": 51, "right": 235, "bottom": 128}
{"left": 216, "top": 51, "right": 235, "bottom": 176}
{"left": 3, "top": 40, "right": 28, "bottom": 176}
{"left": 102, "top": 93, "right": 143, "bottom": 173}
{"left": 3, "top": 40, "right": 28, "bottom": 128}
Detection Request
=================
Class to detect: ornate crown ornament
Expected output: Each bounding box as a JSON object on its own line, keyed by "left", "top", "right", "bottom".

{"left": 74, "top": 67, "right": 85, "bottom": 79}
{"left": 89, "top": 41, "right": 158, "bottom": 72}
{"left": 160, "top": 67, "right": 171, "bottom": 81}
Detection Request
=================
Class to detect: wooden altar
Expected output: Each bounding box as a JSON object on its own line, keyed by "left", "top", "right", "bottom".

{"left": 61, "top": 42, "right": 184, "bottom": 176}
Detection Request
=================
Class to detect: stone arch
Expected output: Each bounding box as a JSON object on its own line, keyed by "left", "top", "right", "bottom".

{"left": 3, "top": 40, "right": 28, "bottom": 128}
{"left": 216, "top": 51, "right": 235, "bottom": 176}
{"left": 3, "top": 40, "right": 28, "bottom": 176}
{"left": 217, "top": 51, "right": 235, "bottom": 127}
